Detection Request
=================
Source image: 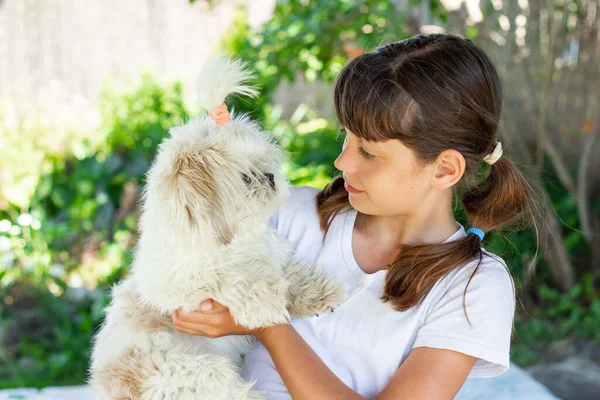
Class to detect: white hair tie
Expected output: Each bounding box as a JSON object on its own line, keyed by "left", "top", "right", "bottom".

{"left": 483, "top": 142, "right": 503, "bottom": 165}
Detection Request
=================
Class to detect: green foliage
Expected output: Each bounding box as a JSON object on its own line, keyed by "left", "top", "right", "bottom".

{"left": 511, "top": 274, "right": 600, "bottom": 367}
{"left": 0, "top": 99, "right": 101, "bottom": 210}
{"left": 100, "top": 75, "right": 189, "bottom": 165}
{"left": 0, "top": 281, "right": 109, "bottom": 388}
{"left": 272, "top": 107, "right": 343, "bottom": 188}
{"left": 219, "top": 0, "right": 417, "bottom": 123}
{"left": 504, "top": 158, "right": 599, "bottom": 367}
{"left": 535, "top": 275, "right": 600, "bottom": 340}
{"left": 0, "top": 75, "right": 188, "bottom": 388}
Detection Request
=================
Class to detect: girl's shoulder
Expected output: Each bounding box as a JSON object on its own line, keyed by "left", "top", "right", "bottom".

{"left": 287, "top": 185, "right": 321, "bottom": 207}
{"left": 441, "top": 249, "right": 513, "bottom": 292}
{"left": 415, "top": 249, "right": 516, "bottom": 378}
{"left": 269, "top": 185, "right": 323, "bottom": 243}
{"left": 271, "top": 185, "right": 320, "bottom": 224}
{"left": 423, "top": 248, "right": 516, "bottom": 318}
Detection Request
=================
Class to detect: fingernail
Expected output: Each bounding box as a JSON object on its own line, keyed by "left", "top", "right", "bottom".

{"left": 200, "top": 300, "right": 212, "bottom": 312}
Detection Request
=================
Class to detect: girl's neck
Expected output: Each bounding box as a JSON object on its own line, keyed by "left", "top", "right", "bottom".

{"left": 354, "top": 196, "right": 458, "bottom": 249}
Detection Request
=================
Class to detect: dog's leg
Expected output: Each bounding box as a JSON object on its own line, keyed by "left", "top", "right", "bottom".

{"left": 140, "top": 351, "right": 265, "bottom": 400}
{"left": 283, "top": 259, "right": 346, "bottom": 318}
{"left": 93, "top": 345, "right": 264, "bottom": 400}
{"left": 90, "top": 346, "right": 155, "bottom": 400}
{"left": 210, "top": 260, "right": 292, "bottom": 329}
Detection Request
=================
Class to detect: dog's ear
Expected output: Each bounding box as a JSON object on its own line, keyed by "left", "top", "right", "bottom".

{"left": 160, "top": 145, "right": 237, "bottom": 245}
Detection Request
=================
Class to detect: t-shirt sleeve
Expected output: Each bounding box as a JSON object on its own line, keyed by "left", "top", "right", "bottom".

{"left": 412, "top": 256, "right": 516, "bottom": 378}
{"left": 267, "top": 208, "right": 279, "bottom": 230}
{"left": 268, "top": 185, "right": 321, "bottom": 242}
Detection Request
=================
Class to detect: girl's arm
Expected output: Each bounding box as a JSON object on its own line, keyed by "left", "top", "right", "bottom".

{"left": 255, "top": 324, "right": 364, "bottom": 400}
{"left": 172, "top": 299, "right": 476, "bottom": 400}
{"left": 172, "top": 300, "right": 364, "bottom": 399}
{"left": 255, "top": 324, "right": 476, "bottom": 400}
{"left": 377, "top": 347, "right": 476, "bottom": 400}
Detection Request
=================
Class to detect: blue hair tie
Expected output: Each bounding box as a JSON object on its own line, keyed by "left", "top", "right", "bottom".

{"left": 467, "top": 227, "right": 485, "bottom": 241}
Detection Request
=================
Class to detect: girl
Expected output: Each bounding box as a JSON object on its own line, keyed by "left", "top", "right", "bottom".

{"left": 169, "top": 33, "right": 532, "bottom": 399}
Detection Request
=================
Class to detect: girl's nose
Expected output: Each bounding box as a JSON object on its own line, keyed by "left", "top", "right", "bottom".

{"left": 334, "top": 146, "right": 357, "bottom": 174}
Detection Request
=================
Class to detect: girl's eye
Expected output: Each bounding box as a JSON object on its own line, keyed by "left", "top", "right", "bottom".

{"left": 359, "top": 147, "right": 375, "bottom": 160}
{"left": 338, "top": 127, "right": 374, "bottom": 159}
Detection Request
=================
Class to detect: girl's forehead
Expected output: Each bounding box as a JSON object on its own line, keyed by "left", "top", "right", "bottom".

{"left": 345, "top": 127, "right": 395, "bottom": 147}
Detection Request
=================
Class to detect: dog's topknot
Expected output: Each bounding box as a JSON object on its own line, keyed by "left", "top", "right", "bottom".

{"left": 197, "top": 54, "right": 259, "bottom": 112}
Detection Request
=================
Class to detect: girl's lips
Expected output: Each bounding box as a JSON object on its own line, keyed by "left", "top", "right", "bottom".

{"left": 344, "top": 181, "right": 365, "bottom": 194}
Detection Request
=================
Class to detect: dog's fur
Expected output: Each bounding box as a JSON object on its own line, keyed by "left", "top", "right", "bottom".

{"left": 88, "top": 56, "right": 344, "bottom": 400}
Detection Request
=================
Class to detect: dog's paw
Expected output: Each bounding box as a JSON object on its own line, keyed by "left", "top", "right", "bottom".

{"left": 229, "top": 298, "right": 291, "bottom": 330}
{"left": 304, "top": 279, "right": 346, "bottom": 316}
{"left": 284, "top": 260, "right": 346, "bottom": 318}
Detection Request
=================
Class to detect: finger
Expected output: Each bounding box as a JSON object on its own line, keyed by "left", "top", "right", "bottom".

{"left": 176, "top": 309, "right": 209, "bottom": 323}
{"left": 174, "top": 307, "right": 211, "bottom": 322}
{"left": 173, "top": 320, "right": 218, "bottom": 337}
{"left": 174, "top": 318, "right": 213, "bottom": 332}
{"left": 200, "top": 299, "right": 229, "bottom": 313}
{"left": 179, "top": 327, "right": 218, "bottom": 338}
{"left": 175, "top": 326, "right": 204, "bottom": 336}
{"left": 209, "top": 299, "right": 229, "bottom": 312}
{"left": 178, "top": 310, "right": 229, "bottom": 327}
{"left": 171, "top": 308, "right": 186, "bottom": 321}
{"left": 172, "top": 308, "right": 208, "bottom": 326}
{"left": 215, "top": 116, "right": 230, "bottom": 125}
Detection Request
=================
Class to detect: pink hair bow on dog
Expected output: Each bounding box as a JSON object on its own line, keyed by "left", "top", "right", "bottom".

{"left": 209, "top": 103, "right": 231, "bottom": 125}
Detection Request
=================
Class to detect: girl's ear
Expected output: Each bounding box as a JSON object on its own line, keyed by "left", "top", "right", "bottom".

{"left": 427, "top": 149, "right": 466, "bottom": 190}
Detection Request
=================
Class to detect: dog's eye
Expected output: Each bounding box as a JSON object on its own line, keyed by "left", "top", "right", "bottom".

{"left": 241, "top": 173, "right": 252, "bottom": 185}
{"left": 242, "top": 171, "right": 275, "bottom": 190}
{"left": 264, "top": 173, "right": 275, "bottom": 189}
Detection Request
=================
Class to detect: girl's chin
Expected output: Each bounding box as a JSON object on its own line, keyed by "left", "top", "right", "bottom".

{"left": 348, "top": 194, "right": 368, "bottom": 211}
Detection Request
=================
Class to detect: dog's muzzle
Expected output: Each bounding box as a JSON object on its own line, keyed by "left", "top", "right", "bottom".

{"left": 264, "top": 173, "right": 275, "bottom": 190}
{"left": 242, "top": 172, "right": 276, "bottom": 191}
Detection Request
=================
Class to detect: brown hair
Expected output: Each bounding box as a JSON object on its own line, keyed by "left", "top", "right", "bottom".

{"left": 316, "top": 34, "right": 533, "bottom": 315}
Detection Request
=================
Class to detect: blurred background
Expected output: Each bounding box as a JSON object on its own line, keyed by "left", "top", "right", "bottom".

{"left": 0, "top": 0, "right": 599, "bottom": 399}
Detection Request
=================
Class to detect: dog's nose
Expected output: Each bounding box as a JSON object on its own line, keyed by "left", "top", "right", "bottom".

{"left": 264, "top": 173, "right": 275, "bottom": 189}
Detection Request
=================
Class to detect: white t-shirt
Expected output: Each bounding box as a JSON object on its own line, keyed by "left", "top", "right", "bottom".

{"left": 241, "top": 186, "right": 516, "bottom": 399}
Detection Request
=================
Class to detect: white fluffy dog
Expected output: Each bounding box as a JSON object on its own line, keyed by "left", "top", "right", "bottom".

{"left": 88, "top": 56, "right": 344, "bottom": 400}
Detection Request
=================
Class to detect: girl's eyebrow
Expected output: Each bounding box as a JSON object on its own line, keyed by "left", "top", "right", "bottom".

{"left": 344, "top": 129, "right": 385, "bottom": 152}
{"left": 362, "top": 139, "right": 385, "bottom": 152}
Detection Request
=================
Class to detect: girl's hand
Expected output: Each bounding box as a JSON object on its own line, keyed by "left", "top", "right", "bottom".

{"left": 171, "top": 299, "right": 266, "bottom": 338}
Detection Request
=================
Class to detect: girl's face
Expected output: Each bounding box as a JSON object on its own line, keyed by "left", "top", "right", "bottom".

{"left": 334, "top": 128, "right": 434, "bottom": 217}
